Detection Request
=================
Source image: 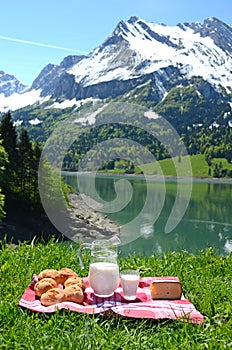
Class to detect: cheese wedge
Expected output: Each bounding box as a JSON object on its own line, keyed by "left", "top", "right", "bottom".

{"left": 150, "top": 280, "right": 182, "bottom": 300}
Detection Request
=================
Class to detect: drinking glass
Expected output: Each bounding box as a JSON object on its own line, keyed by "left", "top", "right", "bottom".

{"left": 120, "top": 269, "right": 140, "bottom": 300}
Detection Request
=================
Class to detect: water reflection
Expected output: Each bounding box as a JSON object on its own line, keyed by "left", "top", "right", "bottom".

{"left": 63, "top": 173, "right": 232, "bottom": 256}
{"left": 140, "top": 222, "right": 154, "bottom": 239}
{"left": 119, "top": 219, "right": 232, "bottom": 256}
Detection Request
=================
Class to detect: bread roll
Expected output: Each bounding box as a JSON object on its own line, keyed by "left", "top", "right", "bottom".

{"left": 58, "top": 267, "right": 78, "bottom": 285}
{"left": 37, "top": 269, "right": 60, "bottom": 283}
{"left": 64, "top": 276, "right": 86, "bottom": 291}
{"left": 63, "top": 285, "right": 84, "bottom": 304}
{"left": 36, "top": 267, "right": 86, "bottom": 306}
{"left": 34, "top": 277, "right": 57, "bottom": 297}
{"left": 40, "top": 288, "right": 65, "bottom": 306}
{"left": 150, "top": 280, "right": 182, "bottom": 300}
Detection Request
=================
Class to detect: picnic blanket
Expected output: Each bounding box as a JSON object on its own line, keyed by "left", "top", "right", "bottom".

{"left": 19, "top": 276, "right": 204, "bottom": 324}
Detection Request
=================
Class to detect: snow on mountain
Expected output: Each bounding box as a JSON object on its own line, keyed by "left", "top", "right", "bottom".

{"left": 49, "top": 97, "right": 100, "bottom": 110}
{"left": 68, "top": 16, "right": 232, "bottom": 91}
{"left": 0, "top": 89, "right": 50, "bottom": 113}
{"left": 0, "top": 55, "right": 86, "bottom": 112}
{"left": 0, "top": 70, "right": 28, "bottom": 97}
{"left": 0, "top": 17, "right": 231, "bottom": 113}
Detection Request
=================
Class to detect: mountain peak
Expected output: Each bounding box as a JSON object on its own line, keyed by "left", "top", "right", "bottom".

{"left": 113, "top": 20, "right": 130, "bottom": 37}
{"left": 60, "top": 55, "right": 87, "bottom": 69}
{"left": 198, "top": 17, "right": 232, "bottom": 52}
{"left": 1, "top": 16, "right": 231, "bottom": 114}
{"left": 203, "top": 16, "right": 230, "bottom": 26}
{"left": 0, "top": 71, "right": 28, "bottom": 97}
{"left": 127, "top": 16, "right": 140, "bottom": 24}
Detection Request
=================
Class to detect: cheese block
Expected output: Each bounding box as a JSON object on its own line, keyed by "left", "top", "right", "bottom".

{"left": 150, "top": 279, "right": 182, "bottom": 300}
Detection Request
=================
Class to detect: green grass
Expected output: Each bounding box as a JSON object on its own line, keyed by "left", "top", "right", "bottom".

{"left": 0, "top": 237, "right": 232, "bottom": 349}
{"left": 141, "top": 154, "right": 232, "bottom": 178}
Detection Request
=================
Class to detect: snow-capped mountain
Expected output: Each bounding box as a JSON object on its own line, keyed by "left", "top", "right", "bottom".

{"left": 0, "top": 16, "right": 231, "bottom": 114}
{"left": 0, "top": 71, "right": 27, "bottom": 97}
{"left": 68, "top": 16, "right": 232, "bottom": 90}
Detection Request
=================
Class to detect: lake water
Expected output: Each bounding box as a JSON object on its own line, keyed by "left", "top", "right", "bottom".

{"left": 63, "top": 173, "right": 232, "bottom": 256}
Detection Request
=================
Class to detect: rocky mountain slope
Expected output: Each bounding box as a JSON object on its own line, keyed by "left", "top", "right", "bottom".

{"left": 0, "top": 71, "right": 27, "bottom": 98}
{"left": 0, "top": 16, "right": 231, "bottom": 133}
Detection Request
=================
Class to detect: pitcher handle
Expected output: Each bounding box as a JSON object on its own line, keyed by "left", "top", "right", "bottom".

{"left": 78, "top": 243, "right": 92, "bottom": 270}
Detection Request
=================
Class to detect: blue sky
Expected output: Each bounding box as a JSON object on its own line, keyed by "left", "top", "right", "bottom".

{"left": 1, "top": 0, "right": 231, "bottom": 85}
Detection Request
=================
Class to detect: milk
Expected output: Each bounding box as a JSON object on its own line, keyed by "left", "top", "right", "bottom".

{"left": 89, "top": 262, "right": 119, "bottom": 297}
{"left": 120, "top": 273, "right": 140, "bottom": 300}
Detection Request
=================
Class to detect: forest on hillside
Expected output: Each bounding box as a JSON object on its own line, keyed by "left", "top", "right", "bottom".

{"left": 0, "top": 112, "right": 42, "bottom": 222}
{"left": 62, "top": 122, "right": 232, "bottom": 177}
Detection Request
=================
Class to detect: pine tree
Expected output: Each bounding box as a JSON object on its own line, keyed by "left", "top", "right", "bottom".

{"left": 18, "top": 128, "right": 33, "bottom": 196}
{"left": 0, "top": 139, "right": 8, "bottom": 220}
{"left": 31, "top": 141, "right": 42, "bottom": 203}
{"left": 0, "top": 112, "right": 19, "bottom": 192}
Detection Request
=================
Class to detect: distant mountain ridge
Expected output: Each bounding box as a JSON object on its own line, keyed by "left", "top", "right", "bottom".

{"left": 0, "top": 71, "right": 27, "bottom": 97}
{"left": 30, "top": 55, "right": 86, "bottom": 97}
{"left": 0, "top": 16, "right": 231, "bottom": 133}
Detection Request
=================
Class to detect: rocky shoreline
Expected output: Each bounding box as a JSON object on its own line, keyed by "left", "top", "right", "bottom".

{"left": 0, "top": 192, "right": 120, "bottom": 245}
{"left": 66, "top": 192, "right": 120, "bottom": 242}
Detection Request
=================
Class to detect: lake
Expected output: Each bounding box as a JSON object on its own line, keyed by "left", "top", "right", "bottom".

{"left": 63, "top": 173, "right": 232, "bottom": 256}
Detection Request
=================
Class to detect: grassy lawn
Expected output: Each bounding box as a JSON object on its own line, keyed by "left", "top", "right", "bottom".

{"left": 0, "top": 237, "right": 231, "bottom": 349}
{"left": 97, "top": 154, "right": 232, "bottom": 179}
{"left": 141, "top": 154, "right": 232, "bottom": 178}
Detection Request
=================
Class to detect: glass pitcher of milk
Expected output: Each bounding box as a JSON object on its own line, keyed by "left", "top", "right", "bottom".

{"left": 78, "top": 238, "right": 120, "bottom": 297}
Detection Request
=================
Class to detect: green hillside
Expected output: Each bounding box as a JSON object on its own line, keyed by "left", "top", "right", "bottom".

{"left": 140, "top": 154, "right": 232, "bottom": 178}
{"left": 11, "top": 96, "right": 232, "bottom": 179}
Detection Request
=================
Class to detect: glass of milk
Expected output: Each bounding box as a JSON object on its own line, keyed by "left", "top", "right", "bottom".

{"left": 120, "top": 269, "right": 140, "bottom": 300}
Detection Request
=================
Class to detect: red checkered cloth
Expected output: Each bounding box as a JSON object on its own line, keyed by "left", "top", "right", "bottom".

{"left": 18, "top": 276, "right": 204, "bottom": 324}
